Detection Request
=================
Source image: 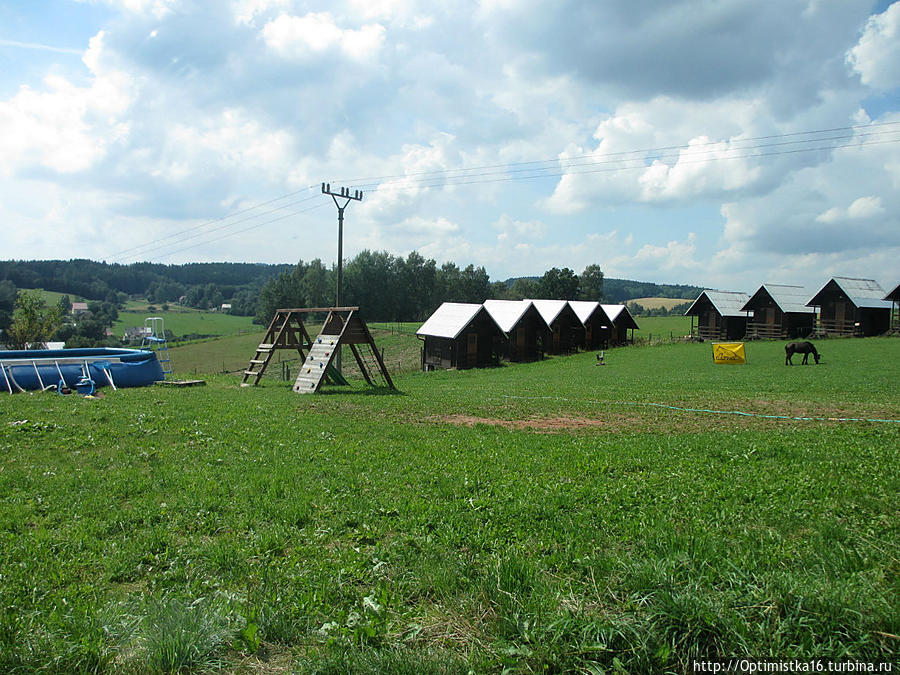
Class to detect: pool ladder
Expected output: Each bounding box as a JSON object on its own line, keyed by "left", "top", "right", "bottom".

{"left": 141, "top": 317, "right": 173, "bottom": 379}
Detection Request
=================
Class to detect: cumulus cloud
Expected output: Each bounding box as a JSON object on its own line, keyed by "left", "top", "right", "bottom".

{"left": 847, "top": 1, "right": 900, "bottom": 90}
{"left": 262, "top": 12, "right": 386, "bottom": 62}
{"left": 0, "top": 31, "right": 134, "bottom": 176}
{"left": 816, "top": 196, "right": 886, "bottom": 223}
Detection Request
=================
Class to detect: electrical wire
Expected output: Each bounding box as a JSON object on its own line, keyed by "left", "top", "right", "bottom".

{"left": 108, "top": 185, "right": 318, "bottom": 261}
{"left": 109, "top": 121, "right": 900, "bottom": 261}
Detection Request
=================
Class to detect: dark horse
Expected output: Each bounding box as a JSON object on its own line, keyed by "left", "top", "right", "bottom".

{"left": 785, "top": 341, "right": 820, "bottom": 365}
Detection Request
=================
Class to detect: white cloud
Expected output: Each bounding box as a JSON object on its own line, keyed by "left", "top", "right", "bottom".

{"left": 493, "top": 213, "right": 546, "bottom": 242}
{"left": 262, "top": 12, "right": 386, "bottom": 62}
{"left": 0, "top": 31, "right": 135, "bottom": 175}
{"left": 816, "top": 196, "right": 885, "bottom": 223}
{"left": 847, "top": 1, "right": 900, "bottom": 90}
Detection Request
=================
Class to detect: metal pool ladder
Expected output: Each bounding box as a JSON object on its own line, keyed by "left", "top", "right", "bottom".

{"left": 141, "top": 317, "right": 173, "bottom": 379}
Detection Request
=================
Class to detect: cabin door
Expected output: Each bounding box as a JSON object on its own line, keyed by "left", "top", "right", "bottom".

{"left": 834, "top": 301, "right": 846, "bottom": 325}
{"left": 467, "top": 333, "right": 478, "bottom": 366}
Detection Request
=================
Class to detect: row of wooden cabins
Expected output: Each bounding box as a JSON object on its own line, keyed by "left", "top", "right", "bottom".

{"left": 417, "top": 299, "right": 639, "bottom": 370}
{"left": 686, "top": 276, "right": 900, "bottom": 341}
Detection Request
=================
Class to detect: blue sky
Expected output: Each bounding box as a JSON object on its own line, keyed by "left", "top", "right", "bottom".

{"left": 1, "top": 0, "right": 899, "bottom": 293}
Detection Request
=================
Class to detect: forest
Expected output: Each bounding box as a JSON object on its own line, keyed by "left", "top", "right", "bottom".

{"left": 0, "top": 256, "right": 701, "bottom": 343}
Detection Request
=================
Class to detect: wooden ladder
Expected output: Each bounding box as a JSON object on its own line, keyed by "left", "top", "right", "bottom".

{"left": 241, "top": 310, "right": 312, "bottom": 386}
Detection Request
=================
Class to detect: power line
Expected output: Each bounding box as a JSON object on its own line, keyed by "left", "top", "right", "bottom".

{"left": 114, "top": 191, "right": 321, "bottom": 262}
{"left": 108, "top": 185, "right": 318, "bottom": 261}
{"left": 107, "top": 121, "right": 900, "bottom": 262}
{"left": 339, "top": 120, "right": 900, "bottom": 189}
{"left": 148, "top": 202, "right": 329, "bottom": 262}
{"left": 357, "top": 133, "right": 900, "bottom": 194}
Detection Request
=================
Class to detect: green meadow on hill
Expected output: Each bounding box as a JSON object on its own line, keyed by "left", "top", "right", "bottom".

{"left": 1, "top": 337, "right": 897, "bottom": 673}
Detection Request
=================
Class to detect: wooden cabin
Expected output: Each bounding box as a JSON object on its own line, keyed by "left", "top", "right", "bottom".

{"left": 483, "top": 300, "right": 545, "bottom": 362}
{"left": 600, "top": 304, "right": 639, "bottom": 345}
{"left": 568, "top": 301, "right": 614, "bottom": 350}
{"left": 417, "top": 302, "right": 503, "bottom": 370}
{"left": 807, "top": 277, "right": 892, "bottom": 337}
{"left": 685, "top": 291, "right": 750, "bottom": 341}
{"left": 741, "top": 284, "right": 815, "bottom": 339}
{"left": 529, "top": 300, "right": 585, "bottom": 354}
{"left": 884, "top": 282, "right": 900, "bottom": 332}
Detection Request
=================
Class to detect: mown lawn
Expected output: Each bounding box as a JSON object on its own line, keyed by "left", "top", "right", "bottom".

{"left": 0, "top": 338, "right": 897, "bottom": 673}
{"left": 113, "top": 306, "right": 256, "bottom": 340}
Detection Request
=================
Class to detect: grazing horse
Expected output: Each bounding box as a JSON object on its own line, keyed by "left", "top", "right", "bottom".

{"left": 785, "top": 341, "right": 820, "bottom": 365}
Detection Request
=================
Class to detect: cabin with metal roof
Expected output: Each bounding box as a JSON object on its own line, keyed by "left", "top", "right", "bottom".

{"left": 684, "top": 291, "right": 750, "bottom": 341}
{"left": 529, "top": 299, "right": 585, "bottom": 354}
{"left": 885, "top": 282, "right": 900, "bottom": 333}
{"left": 741, "top": 284, "right": 816, "bottom": 339}
{"left": 483, "top": 300, "right": 545, "bottom": 362}
{"left": 807, "top": 277, "right": 892, "bottom": 337}
{"left": 568, "top": 301, "right": 614, "bottom": 350}
{"left": 417, "top": 302, "right": 504, "bottom": 370}
{"left": 600, "top": 304, "right": 639, "bottom": 345}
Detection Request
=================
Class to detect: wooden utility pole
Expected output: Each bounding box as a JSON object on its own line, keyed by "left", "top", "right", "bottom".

{"left": 322, "top": 183, "right": 363, "bottom": 372}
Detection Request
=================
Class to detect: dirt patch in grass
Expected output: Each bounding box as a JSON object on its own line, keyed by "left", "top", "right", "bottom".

{"left": 435, "top": 415, "right": 610, "bottom": 432}
{"left": 427, "top": 400, "right": 890, "bottom": 433}
{"left": 435, "top": 413, "right": 649, "bottom": 433}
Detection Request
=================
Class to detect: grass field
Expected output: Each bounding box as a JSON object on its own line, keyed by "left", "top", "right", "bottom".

{"left": 167, "top": 324, "right": 423, "bottom": 379}
{"left": 630, "top": 315, "right": 692, "bottom": 343}
{"left": 1, "top": 337, "right": 898, "bottom": 673}
{"left": 113, "top": 305, "right": 256, "bottom": 340}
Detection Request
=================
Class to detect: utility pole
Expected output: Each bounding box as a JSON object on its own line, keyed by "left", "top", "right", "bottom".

{"left": 322, "top": 183, "right": 363, "bottom": 373}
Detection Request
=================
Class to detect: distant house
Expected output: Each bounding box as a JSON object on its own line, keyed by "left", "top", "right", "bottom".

{"left": 600, "top": 304, "right": 639, "bottom": 345}
{"left": 71, "top": 302, "right": 89, "bottom": 317}
{"left": 417, "top": 302, "right": 504, "bottom": 370}
{"left": 685, "top": 291, "right": 750, "bottom": 341}
{"left": 220, "top": 304, "right": 232, "bottom": 312}
{"left": 483, "top": 300, "right": 545, "bottom": 362}
{"left": 885, "top": 282, "right": 900, "bottom": 332}
{"left": 568, "top": 301, "right": 614, "bottom": 350}
{"left": 529, "top": 300, "right": 585, "bottom": 354}
{"left": 123, "top": 326, "right": 150, "bottom": 343}
{"left": 807, "top": 277, "right": 892, "bottom": 337}
{"left": 741, "top": 284, "right": 816, "bottom": 339}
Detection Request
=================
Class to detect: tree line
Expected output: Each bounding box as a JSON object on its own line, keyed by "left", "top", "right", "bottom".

{"left": 0, "top": 260, "right": 290, "bottom": 316}
{"left": 255, "top": 252, "right": 607, "bottom": 323}
{"left": 1, "top": 256, "right": 702, "bottom": 346}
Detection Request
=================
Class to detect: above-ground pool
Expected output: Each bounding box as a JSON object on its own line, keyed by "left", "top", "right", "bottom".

{"left": 0, "top": 348, "right": 165, "bottom": 393}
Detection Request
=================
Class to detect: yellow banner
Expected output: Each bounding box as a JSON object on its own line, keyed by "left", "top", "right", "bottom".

{"left": 712, "top": 342, "right": 746, "bottom": 364}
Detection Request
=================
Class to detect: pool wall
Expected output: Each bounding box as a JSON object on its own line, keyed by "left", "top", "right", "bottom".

{"left": 0, "top": 348, "right": 165, "bottom": 393}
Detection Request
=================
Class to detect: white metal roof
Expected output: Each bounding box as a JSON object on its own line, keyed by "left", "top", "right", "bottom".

{"left": 416, "top": 302, "right": 486, "bottom": 339}
{"left": 809, "top": 277, "right": 893, "bottom": 310}
{"left": 685, "top": 291, "right": 750, "bottom": 317}
{"left": 568, "top": 300, "right": 606, "bottom": 326}
{"left": 600, "top": 304, "right": 625, "bottom": 322}
{"left": 483, "top": 299, "right": 534, "bottom": 333}
{"left": 527, "top": 299, "right": 569, "bottom": 327}
{"left": 601, "top": 303, "right": 639, "bottom": 329}
{"left": 742, "top": 284, "right": 815, "bottom": 314}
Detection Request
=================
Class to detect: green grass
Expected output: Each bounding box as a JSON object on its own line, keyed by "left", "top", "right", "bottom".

{"left": 113, "top": 304, "right": 256, "bottom": 340}
{"left": 167, "top": 325, "right": 423, "bottom": 379}
{"left": 1, "top": 337, "right": 898, "bottom": 673}
{"left": 631, "top": 315, "right": 692, "bottom": 342}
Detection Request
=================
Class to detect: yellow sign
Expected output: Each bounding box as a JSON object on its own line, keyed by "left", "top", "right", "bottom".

{"left": 712, "top": 342, "right": 746, "bottom": 364}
